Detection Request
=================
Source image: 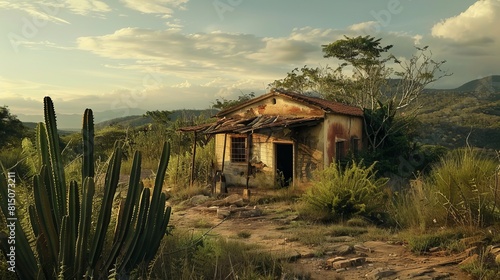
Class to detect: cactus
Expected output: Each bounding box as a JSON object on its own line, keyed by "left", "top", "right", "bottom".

{"left": 0, "top": 96, "right": 172, "bottom": 279}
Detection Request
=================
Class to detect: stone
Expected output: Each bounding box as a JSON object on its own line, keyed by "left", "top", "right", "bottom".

{"left": 217, "top": 208, "right": 231, "bottom": 219}
{"left": 354, "top": 244, "right": 372, "bottom": 253}
{"left": 327, "top": 257, "right": 346, "bottom": 266}
{"left": 224, "top": 194, "right": 245, "bottom": 207}
{"left": 365, "top": 268, "right": 396, "bottom": 280}
{"left": 332, "top": 259, "right": 353, "bottom": 269}
{"left": 334, "top": 244, "right": 354, "bottom": 255}
{"left": 189, "top": 195, "right": 210, "bottom": 205}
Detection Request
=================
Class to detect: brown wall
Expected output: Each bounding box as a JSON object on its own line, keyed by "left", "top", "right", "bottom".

{"left": 323, "top": 113, "right": 363, "bottom": 165}
{"left": 228, "top": 96, "right": 324, "bottom": 118}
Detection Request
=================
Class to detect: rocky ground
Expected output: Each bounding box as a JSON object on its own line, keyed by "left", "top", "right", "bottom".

{"left": 169, "top": 190, "right": 498, "bottom": 280}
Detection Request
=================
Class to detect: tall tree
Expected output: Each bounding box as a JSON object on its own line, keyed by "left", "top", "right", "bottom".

{"left": 271, "top": 35, "right": 450, "bottom": 153}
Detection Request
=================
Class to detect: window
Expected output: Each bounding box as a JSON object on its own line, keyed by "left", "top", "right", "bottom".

{"left": 351, "top": 137, "right": 360, "bottom": 156}
{"left": 335, "top": 141, "right": 345, "bottom": 162}
{"left": 231, "top": 136, "right": 247, "bottom": 163}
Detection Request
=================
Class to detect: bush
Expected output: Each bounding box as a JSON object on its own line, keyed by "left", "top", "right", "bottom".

{"left": 431, "top": 148, "right": 499, "bottom": 227}
{"left": 300, "top": 161, "right": 389, "bottom": 222}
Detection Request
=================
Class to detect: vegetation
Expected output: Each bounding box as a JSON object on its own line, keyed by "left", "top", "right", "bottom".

{"left": 300, "top": 161, "right": 388, "bottom": 223}
{"left": 0, "top": 35, "right": 499, "bottom": 279}
{"left": 271, "top": 36, "right": 450, "bottom": 177}
{"left": 0, "top": 97, "right": 172, "bottom": 279}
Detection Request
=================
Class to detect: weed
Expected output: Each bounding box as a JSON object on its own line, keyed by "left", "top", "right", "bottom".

{"left": 237, "top": 231, "right": 252, "bottom": 239}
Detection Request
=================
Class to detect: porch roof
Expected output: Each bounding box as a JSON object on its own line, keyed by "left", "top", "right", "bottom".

{"left": 178, "top": 115, "right": 323, "bottom": 134}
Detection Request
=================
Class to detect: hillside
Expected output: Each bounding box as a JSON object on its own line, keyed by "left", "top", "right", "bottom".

{"left": 95, "top": 108, "right": 218, "bottom": 129}
{"left": 416, "top": 76, "right": 500, "bottom": 150}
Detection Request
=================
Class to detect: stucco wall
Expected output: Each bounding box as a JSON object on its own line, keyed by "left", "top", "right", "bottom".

{"left": 323, "top": 113, "right": 363, "bottom": 165}
{"left": 228, "top": 96, "right": 324, "bottom": 118}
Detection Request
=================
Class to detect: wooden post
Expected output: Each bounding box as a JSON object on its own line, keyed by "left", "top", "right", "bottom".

{"left": 245, "top": 132, "right": 252, "bottom": 189}
{"left": 190, "top": 131, "right": 197, "bottom": 186}
{"left": 221, "top": 133, "right": 227, "bottom": 172}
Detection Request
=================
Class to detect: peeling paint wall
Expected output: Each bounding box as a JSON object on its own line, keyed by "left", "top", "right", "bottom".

{"left": 213, "top": 96, "right": 363, "bottom": 188}
{"left": 324, "top": 113, "right": 363, "bottom": 165}
{"left": 229, "top": 96, "right": 324, "bottom": 118}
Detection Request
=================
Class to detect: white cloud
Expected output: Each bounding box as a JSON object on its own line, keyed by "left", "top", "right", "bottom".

{"left": 0, "top": 1, "right": 69, "bottom": 24}
{"left": 65, "top": 0, "right": 111, "bottom": 16}
{"left": 172, "top": 80, "right": 191, "bottom": 88}
{"left": 432, "top": 0, "right": 500, "bottom": 44}
{"left": 120, "top": 0, "right": 188, "bottom": 17}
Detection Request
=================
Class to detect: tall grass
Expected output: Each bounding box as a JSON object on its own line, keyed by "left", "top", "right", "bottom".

{"left": 432, "top": 148, "right": 499, "bottom": 228}
{"left": 391, "top": 148, "right": 500, "bottom": 230}
{"left": 147, "top": 232, "right": 282, "bottom": 279}
{"left": 300, "top": 161, "right": 389, "bottom": 222}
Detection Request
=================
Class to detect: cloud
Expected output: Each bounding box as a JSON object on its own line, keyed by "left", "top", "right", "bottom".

{"left": 65, "top": 0, "right": 111, "bottom": 16}
{"left": 120, "top": 0, "right": 188, "bottom": 17}
{"left": 0, "top": 1, "right": 69, "bottom": 24}
{"left": 431, "top": 0, "right": 500, "bottom": 44}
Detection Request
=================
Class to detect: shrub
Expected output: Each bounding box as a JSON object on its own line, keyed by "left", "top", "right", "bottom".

{"left": 300, "top": 161, "right": 389, "bottom": 222}
{"left": 431, "top": 148, "right": 499, "bottom": 227}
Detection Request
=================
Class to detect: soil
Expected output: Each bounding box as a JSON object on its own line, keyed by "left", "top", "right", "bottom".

{"left": 168, "top": 188, "right": 477, "bottom": 280}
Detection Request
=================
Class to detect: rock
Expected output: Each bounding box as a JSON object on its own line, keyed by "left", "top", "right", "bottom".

{"left": 354, "top": 244, "right": 372, "bottom": 253}
{"left": 189, "top": 195, "right": 210, "bottom": 205}
{"left": 329, "top": 257, "right": 365, "bottom": 269}
{"left": 334, "top": 244, "right": 354, "bottom": 255}
{"left": 237, "top": 208, "right": 263, "bottom": 218}
{"left": 327, "top": 257, "right": 346, "bottom": 265}
{"left": 332, "top": 259, "right": 354, "bottom": 269}
{"left": 224, "top": 194, "right": 245, "bottom": 207}
{"left": 217, "top": 208, "right": 231, "bottom": 219}
{"left": 365, "top": 268, "right": 396, "bottom": 280}
{"left": 406, "top": 268, "right": 434, "bottom": 278}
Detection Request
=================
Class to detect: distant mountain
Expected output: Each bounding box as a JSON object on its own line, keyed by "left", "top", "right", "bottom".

{"left": 452, "top": 75, "right": 500, "bottom": 93}
{"left": 95, "top": 109, "right": 218, "bottom": 130}
{"left": 18, "top": 108, "right": 147, "bottom": 130}
{"left": 415, "top": 76, "right": 500, "bottom": 150}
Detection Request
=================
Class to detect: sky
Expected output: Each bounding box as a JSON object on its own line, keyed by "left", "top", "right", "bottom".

{"left": 1, "top": 0, "right": 499, "bottom": 120}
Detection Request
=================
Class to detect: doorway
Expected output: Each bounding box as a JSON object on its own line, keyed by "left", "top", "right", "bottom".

{"left": 275, "top": 143, "right": 293, "bottom": 187}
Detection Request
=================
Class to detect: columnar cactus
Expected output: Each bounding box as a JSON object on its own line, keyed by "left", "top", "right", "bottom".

{"left": 0, "top": 96, "right": 172, "bottom": 279}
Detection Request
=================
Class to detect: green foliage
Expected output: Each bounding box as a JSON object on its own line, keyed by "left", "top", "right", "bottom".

{"left": 213, "top": 92, "right": 255, "bottom": 110}
{"left": 404, "top": 229, "right": 464, "bottom": 254}
{"left": 300, "top": 161, "right": 389, "bottom": 222}
{"left": 144, "top": 110, "right": 172, "bottom": 125}
{"left": 167, "top": 139, "right": 215, "bottom": 188}
{"left": 389, "top": 179, "right": 441, "bottom": 230}
{"left": 431, "top": 148, "right": 499, "bottom": 227}
{"left": 0, "top": 97, "right": 172, "bottom": 279}
{"left": 0, "top": 106, "right": 26, "bottom": 148}
{"left": 322, "top": 35, "right": 393, "bottom": 67}
{"left": 149, "top": 234, "right": 282, "bottom": 279}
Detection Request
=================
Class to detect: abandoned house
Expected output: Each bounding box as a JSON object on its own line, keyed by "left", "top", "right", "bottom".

{"left": 180, "top": 89, "right": 364, "bottom": 189}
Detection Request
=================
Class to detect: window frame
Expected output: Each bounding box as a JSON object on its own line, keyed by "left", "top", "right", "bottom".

{"left": 230, "top": 135, "right": 247, "bottom": 163}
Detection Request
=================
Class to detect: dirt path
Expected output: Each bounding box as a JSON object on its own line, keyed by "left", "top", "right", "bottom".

{"left": 170, "top": 199, "right": 474, "bottom": 280}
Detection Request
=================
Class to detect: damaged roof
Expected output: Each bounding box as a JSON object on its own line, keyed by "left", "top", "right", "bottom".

{"left": 178, "top": 115, "right": 322, "bottom": 134}
{"left": 216, "top": 89, "right": 364, "bottom": 117}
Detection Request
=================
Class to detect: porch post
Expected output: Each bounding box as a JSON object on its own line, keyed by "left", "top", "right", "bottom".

{"left": 221, "top": 133, "right": 227, "bottom": 172}
{"left": 190, "top": 131, "right": 197, "bottom": 186}
{"left": 245, "top": 132, "right": 252, "bottom": 189}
